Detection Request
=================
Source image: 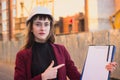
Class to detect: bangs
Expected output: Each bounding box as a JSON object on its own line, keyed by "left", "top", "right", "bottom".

{"left": 32, "top": 14, "right": 53, "bottom": 21}
{"left": 26, "top": 14, "right": 53, "bottom": 26}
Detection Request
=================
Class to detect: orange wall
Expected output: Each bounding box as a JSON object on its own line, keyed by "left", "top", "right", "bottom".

{"left": 63, "top": 14, "right": 79, "bottom": 34}
{"left": 63, "top": 16, "right": 72, "bottom": 33}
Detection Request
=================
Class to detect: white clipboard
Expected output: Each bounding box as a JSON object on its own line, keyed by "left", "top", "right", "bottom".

{"left": 80, "top": 45, "right": 116, "bottom": 80}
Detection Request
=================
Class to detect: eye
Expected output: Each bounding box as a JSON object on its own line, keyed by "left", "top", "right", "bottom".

{"left": 45, "top": 22, "right": 50, "bottom": 27}
{"left": 34, "top": 22, "right": 42, "bottom": 26}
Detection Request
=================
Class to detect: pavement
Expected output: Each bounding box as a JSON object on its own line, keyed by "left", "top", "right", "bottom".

{"left": 0, "top": 62, "right": 14, "bottom": 80}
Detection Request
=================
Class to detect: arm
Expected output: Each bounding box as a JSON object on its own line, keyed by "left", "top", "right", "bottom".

{"left": 63, "top": 46, "right": 81, "bottom": 80}
{"left": 14, "top": 51, "right": 42, "bottom": 80}
{"left": 14, "top": 51, "right": 28, "bottom": 80}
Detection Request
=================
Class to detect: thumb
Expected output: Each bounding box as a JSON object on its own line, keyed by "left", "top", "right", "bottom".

{"left": 48, "top": 60, "right": 54, "bottom": 69}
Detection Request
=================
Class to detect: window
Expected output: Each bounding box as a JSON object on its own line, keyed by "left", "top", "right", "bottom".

{"left": 13, "top": 0, "right": 16, "bottom": 5}
{"left": 2, "top": 1, "right": 6, "bottom": 10}
{"left": 2, "top": 21, "right": 7, "bottom": 31}
{"left": 2, "top": 11, "right": 7, "bottom": 20}
{"left": 13, "top": 8, "right": 16, "bottom": 17}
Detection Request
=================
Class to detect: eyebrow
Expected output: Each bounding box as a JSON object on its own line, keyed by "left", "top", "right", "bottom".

{"left": 34, "top": 21, "right": 50, "bottom": 23}
{"left": 34, "top": 22, "right": 41, "bottom": 23}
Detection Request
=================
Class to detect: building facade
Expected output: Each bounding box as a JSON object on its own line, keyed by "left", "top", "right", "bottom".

{"left": 54, "top": 13, "right": 85, "bottom": 34}
{"left": 1, "top": 0, "right": 9, "bottom": 41}
{"left": 0, "top": 1, "right": 2, "bottom": 40}
{"left": 0, "top": 0, "right": 17, "bottom": 41}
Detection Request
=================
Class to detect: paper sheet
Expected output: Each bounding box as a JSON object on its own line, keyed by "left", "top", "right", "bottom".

{"left": 81, "top": 45, "right": 115, "bottom": 80}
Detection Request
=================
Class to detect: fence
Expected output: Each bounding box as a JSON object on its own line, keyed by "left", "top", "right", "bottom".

{"left": 0, "top": 30, "right": 120, "bottom": 79}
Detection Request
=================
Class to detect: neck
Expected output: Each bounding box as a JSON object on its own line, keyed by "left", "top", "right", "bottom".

{"left": 35, "top": 39, "right": 47, "bottom": 43}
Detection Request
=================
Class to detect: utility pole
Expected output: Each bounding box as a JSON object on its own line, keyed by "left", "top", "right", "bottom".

{"left": 20, "top": 2, "right": 24, "bottom": 17}
{"left": 84, "top": 0, "right": 89, "bottom": 31}
{"left": 8, "top": 0, "right": 13, "bottom": 40}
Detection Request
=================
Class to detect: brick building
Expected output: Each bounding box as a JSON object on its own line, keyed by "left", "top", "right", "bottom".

{"left": 0, "top": 0, "right": 16, "bottom": 41}
{"left": 0, "top": 1, "right": 2, "bottom": 40}
{"left": 54, "top": 13, "right": 85, "bottom": 34}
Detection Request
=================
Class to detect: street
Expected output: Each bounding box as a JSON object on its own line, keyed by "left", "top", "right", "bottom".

{"left": 0, "top": 63, "right": 14, "bottom": 80}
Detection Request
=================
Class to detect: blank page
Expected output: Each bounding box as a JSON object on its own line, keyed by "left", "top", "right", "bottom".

{"left": 81, "top": 45, "right": 115, "bottom": 80}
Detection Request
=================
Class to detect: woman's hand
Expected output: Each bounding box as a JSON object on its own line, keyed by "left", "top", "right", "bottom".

{"left": 41, "top": 60, "right": 65, "bottom": 80}
{"left": 105, "top": 62, "right": 118, "bottom": 72}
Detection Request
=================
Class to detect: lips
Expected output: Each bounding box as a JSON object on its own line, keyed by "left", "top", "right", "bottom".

{"left": 39, "top": 33, "right": 45, "bottom": 35}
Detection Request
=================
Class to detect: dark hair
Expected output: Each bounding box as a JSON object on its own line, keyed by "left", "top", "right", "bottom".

{"left": 22, "top": 14, "right": 55, "bottom": 49}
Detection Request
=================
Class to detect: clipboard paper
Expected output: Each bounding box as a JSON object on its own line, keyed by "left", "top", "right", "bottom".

{"left": 80, "top": 45, "right": 116, "bottom": 80}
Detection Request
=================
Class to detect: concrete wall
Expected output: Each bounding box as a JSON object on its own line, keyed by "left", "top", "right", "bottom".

{"left": 86, "top": 0, "right": 115, "bottom": 31}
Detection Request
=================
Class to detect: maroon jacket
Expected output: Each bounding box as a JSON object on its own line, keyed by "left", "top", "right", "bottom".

{"left": 14, "top": 44, "right": 80, "bottom": 80}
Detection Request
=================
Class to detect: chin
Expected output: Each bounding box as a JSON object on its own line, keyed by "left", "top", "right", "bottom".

{"left": 39, "top": 38, "right": 47, "bottom": 42}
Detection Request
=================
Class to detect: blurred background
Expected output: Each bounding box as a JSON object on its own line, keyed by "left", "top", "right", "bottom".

{"left": 0, "top": 0, "right": 120, "bottom": 41}
{"left": 0, "top": 0, "right": 120, "bottom": 80}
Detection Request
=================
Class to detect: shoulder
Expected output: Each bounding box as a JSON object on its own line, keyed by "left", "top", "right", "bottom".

{"left": 16, "top": 48, "right": 32, "bottom": 58}
{"left": 17, "top": 48, "right": 30, "bottom": 54}
{"left": 51, "top": 43, "right": 65, "bottom": 49}
{"left": 51, "top": 43, "right": 68, "bottom": 53}
{"left": 51, "top": 43, "right": 71, "bottom": 59}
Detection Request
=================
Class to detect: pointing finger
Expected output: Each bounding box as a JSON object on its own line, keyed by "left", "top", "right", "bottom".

{"left": 48, "top": 60, "right": 54, "bottom": 68}
{"left": 54, "top": 64, "right": 65, "bottom": 69}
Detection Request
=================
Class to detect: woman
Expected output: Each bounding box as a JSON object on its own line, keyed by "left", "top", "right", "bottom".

{"left": 14, "top": 6, "right": 117, "bottom": 80}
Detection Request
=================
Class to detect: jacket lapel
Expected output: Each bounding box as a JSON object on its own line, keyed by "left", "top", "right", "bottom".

{"left": 51, "top": 44, "right": 66, "bottom": 80}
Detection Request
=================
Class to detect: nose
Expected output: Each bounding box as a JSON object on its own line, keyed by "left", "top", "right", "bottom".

{"left": 40, "top": 25, "right": 45, "bottom": 31}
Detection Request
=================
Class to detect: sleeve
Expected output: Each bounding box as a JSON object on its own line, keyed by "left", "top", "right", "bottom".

{"left": 14, "top": 51, "right": 27, "bottom": 80}
{"left": 63, "top": 46, "right": 81, "bottom": 80}
{"left": 14, "top": 51, "right": 42, "bottom": 80}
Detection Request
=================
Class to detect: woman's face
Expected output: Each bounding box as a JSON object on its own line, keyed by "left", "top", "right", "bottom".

{"left": 32, "top": 17, "right": 51, "bottom": 43}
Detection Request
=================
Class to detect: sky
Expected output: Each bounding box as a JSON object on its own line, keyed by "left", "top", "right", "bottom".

{"left": 17, "top": 0, "right": 85, "bottom": 20}
{"left": 54, "top": 0, "right": 85, "bottom": 20}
